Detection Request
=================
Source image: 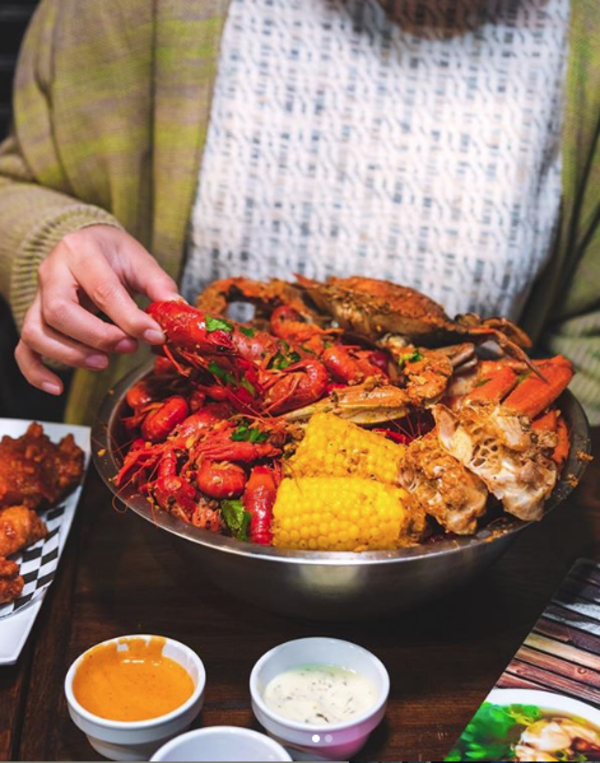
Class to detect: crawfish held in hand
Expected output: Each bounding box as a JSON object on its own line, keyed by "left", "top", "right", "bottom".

{"left": 148, "top": 301, "right": 275, "bottom": 413}
{"left": 149, "top": 300, "right": 280, "bottom": 367}
{"left": 147, "top": 301, "right": 235, "bottom": 358}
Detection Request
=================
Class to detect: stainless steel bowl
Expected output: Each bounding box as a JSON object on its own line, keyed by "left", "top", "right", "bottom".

{"left": 93, "top": 364, "right": 591, "bottom": 620}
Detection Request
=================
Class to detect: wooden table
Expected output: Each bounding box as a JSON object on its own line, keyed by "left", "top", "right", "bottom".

{"left": 2, "top": 444, "right": 599, "bottom": 763}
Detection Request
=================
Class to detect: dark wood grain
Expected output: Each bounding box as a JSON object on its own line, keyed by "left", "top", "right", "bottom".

{"left": 511, "top": 645, "right": 600, "bottom": 688}
{"left": 535, "top": 617, "right": 600, "bottom": 655}
{"left": 1, "top": 446, "right": 599, "bottom": 762}
{"left": 503, "top": 657, "right": 600, "bottom": 705}
{"left": 526, "top": 631, "right": 600, "bottom": 670}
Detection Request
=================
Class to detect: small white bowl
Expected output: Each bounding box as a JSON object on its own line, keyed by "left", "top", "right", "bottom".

{"left": 65, "top": 634, "right": 206, "bottom": 761}
{"left": 250, "top": 637, "right": 389, "bottom": 761}
{"left": 151, "top": 726, "right": 293, "bottom": 761}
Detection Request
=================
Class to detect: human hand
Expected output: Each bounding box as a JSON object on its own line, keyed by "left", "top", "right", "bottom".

{"left": 16, "top": 225, "right": 180, "bottom": 394}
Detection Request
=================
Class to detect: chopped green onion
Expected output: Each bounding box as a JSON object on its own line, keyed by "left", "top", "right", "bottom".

{"left": 207, "top": 361, "right": 236, "bottom": 385}
{"left": 205, "top": 314, "right": 233, "bottom": 333}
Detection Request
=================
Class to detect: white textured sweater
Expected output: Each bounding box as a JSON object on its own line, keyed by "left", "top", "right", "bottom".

{"left": 182, "top": 0, "right": 569, "bottom": 322}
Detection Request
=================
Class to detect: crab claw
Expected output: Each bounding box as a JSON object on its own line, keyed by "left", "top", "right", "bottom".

{"left": 283, "top": 380, "right": 410, "bottom": 424}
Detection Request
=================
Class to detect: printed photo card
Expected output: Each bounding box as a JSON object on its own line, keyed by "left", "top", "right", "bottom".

{"left": 446, "top": 558, "right": 600, "bottom": 762}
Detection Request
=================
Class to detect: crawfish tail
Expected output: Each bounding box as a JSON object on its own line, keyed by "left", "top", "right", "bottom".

{"left": 194, "top": 435, "right": 282, "bottom": 463}
{"left": 243, "top": 465, "right": 277, "bottom": 545}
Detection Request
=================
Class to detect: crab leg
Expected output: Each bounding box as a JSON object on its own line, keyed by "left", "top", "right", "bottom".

{"left": 281, "top": 381, "right": 411, "bottom": 424}
{"left": 463, "top": 366, "right": 519, "bottom": 404}
{"left": 532, "top": 410, "right": 570, "bottom": 467}
{"left": 502, "top": 355, "right": 573, "bottom": 418}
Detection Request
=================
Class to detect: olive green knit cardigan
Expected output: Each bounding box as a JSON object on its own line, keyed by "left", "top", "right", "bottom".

{"left": 0, "top": 0, "right": 600, "bottom": 425}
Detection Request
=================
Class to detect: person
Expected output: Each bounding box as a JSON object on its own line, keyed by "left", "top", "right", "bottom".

{"left": 0, "top": 0, "right": 599, "bottom": 432}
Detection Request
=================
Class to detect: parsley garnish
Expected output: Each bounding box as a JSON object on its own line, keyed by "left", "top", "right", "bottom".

{"left": 400, "top": 350, "right": 424, "bottom": 364}
{"left": 474, "top": 377, "right": 490, "bottom": 388}
{"left": 445, "top": 702, "right": 542, "bottom": 763}
{"left": 231, "top": 421, "right": 269, "bottom": 443}
{"left": 271, "top": 350, "right": 301, "bottom": 370}
{"left": 240, "top": 377, "right": 257, "bottom": 396}
{"left": 205, "top": 314, "right": 233, "bottom": 333}
{"left": 239, "top": 326, "right": 255, "bottom": 337}
{"left": 207, "top": 361, "right": 236, "bottom": 385}
{"left": 221, "top": 499, "right": 252, "bottom": 541}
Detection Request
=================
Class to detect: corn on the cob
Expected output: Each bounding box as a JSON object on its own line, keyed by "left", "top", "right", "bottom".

{"left": 272, "top": 476, "right": 426, "bottom": 551}
{"left": 287, "top": 412, "right": 404, "bottom": 485}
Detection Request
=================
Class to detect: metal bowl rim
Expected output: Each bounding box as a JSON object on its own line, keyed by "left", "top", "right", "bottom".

{"left": 92, "top": 362, "right": 592, "bottom": 567}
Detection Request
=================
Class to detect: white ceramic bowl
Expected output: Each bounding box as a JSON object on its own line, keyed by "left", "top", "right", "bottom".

{"left": 249, "top": 637, "right": 389, "bottom": 761}
{"left": 65, "top": 634, "right": 206, "bottom": 761}
{"left": 151, "top": 727, "right": 293, "bottom": 761}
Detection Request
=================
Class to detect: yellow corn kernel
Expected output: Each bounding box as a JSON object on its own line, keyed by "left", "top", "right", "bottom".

{"left": 272, "top": 476, "right": 426, "bottom": 552}
{"left": 287, "top": 413, "right": 405, "bottom": 485}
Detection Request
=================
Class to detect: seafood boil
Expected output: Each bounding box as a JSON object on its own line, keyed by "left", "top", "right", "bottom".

{"left": 114, "top": 276, "right": 579, "bottom": 552}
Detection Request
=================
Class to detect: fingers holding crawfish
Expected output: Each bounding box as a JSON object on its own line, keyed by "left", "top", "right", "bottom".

{"left": 147, "top": 300, "right": 236, "bottom": 363}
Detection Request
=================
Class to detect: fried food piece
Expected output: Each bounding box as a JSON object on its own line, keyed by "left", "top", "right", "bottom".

{"left": 0, "top": 423, "right": 84, "bottom": 510}
{"left": 0, "top": 558, "right": 24, "bottom": 604}
{"left": 0, "top": 506, "right": 48, "bottom": 557}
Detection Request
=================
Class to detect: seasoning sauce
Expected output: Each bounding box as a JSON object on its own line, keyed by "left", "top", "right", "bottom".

{"left": 72, "top": 637, "right": 195, "bottom": 722}
{"left": 263, "top": 664, "right": 377, "bottom": 725}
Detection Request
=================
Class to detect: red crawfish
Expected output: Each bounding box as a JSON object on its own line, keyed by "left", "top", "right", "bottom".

{"left": 242, "top": 464, "right": 280, "bottom": 545}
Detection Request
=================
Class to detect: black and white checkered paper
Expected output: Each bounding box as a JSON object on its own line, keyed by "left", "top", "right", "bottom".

{"left": 0, "top": 420, "right": 90, "bottom": 664}
{"left": 0, "top": 504, "right": 66, "bottom": 618}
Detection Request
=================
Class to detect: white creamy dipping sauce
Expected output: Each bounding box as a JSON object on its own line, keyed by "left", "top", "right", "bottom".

{"left": 263, "top": 664, "right": 377, "bottom": 725}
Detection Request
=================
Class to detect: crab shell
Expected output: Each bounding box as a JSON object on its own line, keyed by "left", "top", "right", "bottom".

{"left": 296, "top": 274, "right": 532, "bottom": 350}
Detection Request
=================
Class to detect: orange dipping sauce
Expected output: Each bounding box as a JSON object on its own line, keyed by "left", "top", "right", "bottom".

{"left": 72, "top": 636, "right": 195, "bottom": 722}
